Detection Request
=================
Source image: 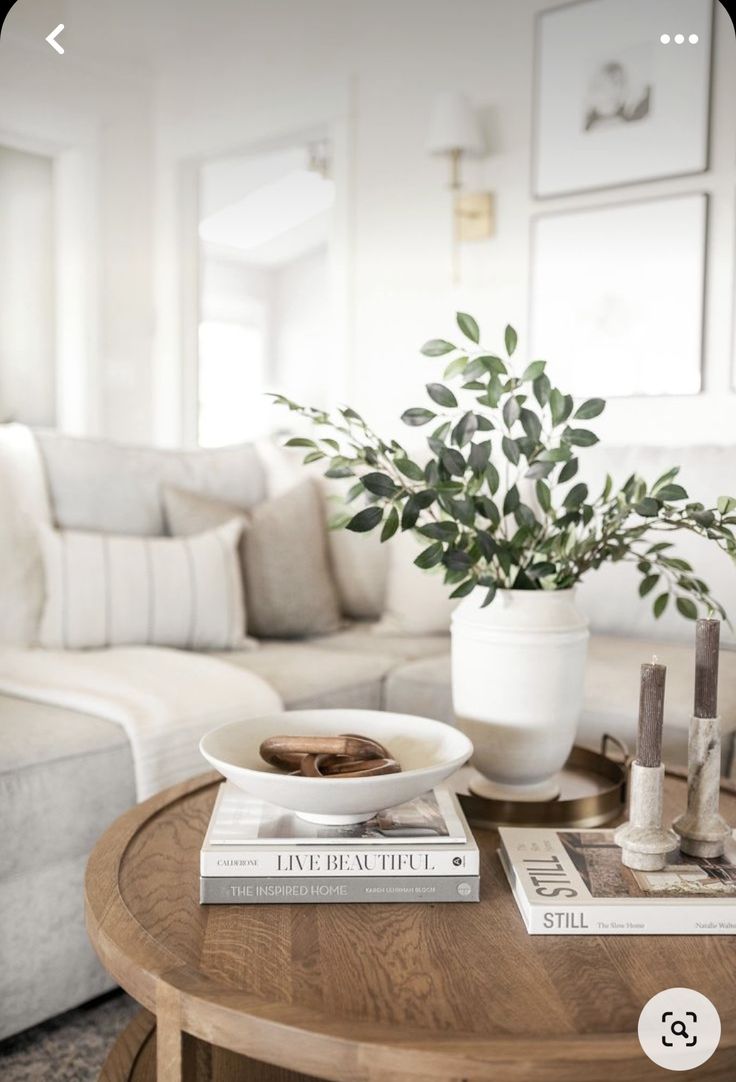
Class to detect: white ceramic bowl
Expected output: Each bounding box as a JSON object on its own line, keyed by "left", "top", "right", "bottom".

{"left": 199, "top": 709, "right": 473, "bottom": 824}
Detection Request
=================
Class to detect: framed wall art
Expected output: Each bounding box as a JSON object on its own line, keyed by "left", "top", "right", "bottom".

{"left": 529, "top": 193, "right": 707, "bottom": 397}
{"left": 533, "top": 0, "right": 713, "bottom": 197}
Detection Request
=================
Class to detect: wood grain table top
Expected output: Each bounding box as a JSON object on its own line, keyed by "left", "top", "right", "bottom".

{"left": 85, "top": 770, "right": 736, "bottom": 1081}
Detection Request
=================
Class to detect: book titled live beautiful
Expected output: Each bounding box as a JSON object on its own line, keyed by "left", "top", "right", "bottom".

{"left": 500, "top": 827, "right": 736, "bottom": 935}
{"left": 201, "top": 784, "right": 479, "bottom": 877}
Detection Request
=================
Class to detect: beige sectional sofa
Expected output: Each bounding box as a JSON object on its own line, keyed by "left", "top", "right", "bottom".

{"left": 1, "top": 429, "right": 735, "bottom": 1039}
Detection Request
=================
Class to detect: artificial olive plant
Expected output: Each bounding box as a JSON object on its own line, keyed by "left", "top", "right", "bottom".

{"left": 273, "top": 313, "right": 736, "bottom": 618}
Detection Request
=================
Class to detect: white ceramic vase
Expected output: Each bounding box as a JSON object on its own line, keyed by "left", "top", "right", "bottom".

{"left": 451, "top": 588, "right": 589, "bottom": 801}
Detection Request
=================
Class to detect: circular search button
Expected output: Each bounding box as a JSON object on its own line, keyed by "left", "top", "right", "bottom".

{"left": 638, "top": 988, "right": 720, "bottom": 1071}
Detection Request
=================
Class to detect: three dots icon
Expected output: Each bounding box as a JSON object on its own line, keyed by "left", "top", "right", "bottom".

{"left": 660, "top": 33, "right": 699, "bottom": 44}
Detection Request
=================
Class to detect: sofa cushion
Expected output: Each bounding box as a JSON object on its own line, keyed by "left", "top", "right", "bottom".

{"left": 0, "top": 424, "right": 51, "bottom": 645}
{"left": 314, "top": 627, "right": 449, "bottom": 661}
{"left": 384, "top": 654, "right": 453, "bottom": 723}
{"left": 37, "top": 519, "right": 247, "bottom": 650}
{"left": 0, "top": 695, "right": 136, "bottom": 879}
{"left": 36, "top": 431, "right": 266, "bottom": 535}
{"left": 579, "top": 634, "right": 736, "bottom": 766}
{"left": 383, "top": 634, "right": 736, "bottom": 769}
{"left": 255, "top": 439, "right": 390, "bottom": 620}
{"left": 325, "top": 513, "right": 388, "bottom": 620}
{"left": 373, "top": 529, "right": 458, "bottom": 636}
{"left": 0, "top": 855, "right": 115, "bottom": 1040}
{"left": 218, "top": 643, "right": 403, "bottom": 710}
{"left": 578, "top": 445, "right": 736, "bottom": 644}
{"left": 164, "top": 480, "right": 342, "bottom": 638}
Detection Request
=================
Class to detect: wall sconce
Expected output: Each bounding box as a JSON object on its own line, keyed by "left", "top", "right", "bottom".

{"left": 427, "top": 91, "right": 494, "bottom": 280}
{"left": 307, "top": 139, "right": 331, "bottom": 180}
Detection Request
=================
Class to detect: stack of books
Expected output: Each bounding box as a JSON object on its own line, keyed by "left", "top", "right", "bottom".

{"left": 500, "top": 826, "right": 736, "bottom": 935}
{"left": 200, "top": 783, "right": 479, "bottom": 904}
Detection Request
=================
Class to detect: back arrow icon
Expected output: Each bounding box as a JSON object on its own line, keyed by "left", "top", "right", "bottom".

{"left": 46, "top": 24, "right": 64, "bottom": 54}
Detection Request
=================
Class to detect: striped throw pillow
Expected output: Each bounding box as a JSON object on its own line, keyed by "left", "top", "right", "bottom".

{"left": 37, "top": 518, "right": 246, "bottom": 650}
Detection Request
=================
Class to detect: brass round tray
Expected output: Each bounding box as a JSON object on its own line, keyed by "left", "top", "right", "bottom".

{"left": 455, "top": 734, "right": 629, "bottom": 830}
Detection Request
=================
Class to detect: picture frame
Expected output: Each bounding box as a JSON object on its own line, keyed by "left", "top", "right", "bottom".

{"left": 529, "top": 193, "right": 707, "bottom": 398}
{"left": 532, "top": 0, "right": 713, "bottom": 198}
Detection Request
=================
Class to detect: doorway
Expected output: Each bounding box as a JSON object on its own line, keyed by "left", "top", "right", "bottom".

{"left": 197, "top": 140, "right": 336, "bottom": 447}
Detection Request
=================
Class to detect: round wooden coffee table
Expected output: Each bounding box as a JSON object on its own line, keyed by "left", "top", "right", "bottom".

{"left": 85, "top": 769, "right": 736, "bottom": 1082}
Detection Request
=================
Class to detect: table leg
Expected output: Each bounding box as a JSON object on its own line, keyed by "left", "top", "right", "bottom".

{"left": 157, "top": 986, "right": 211, "bottom": 1082}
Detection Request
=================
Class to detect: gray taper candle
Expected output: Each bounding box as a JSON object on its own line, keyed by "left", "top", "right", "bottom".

{"left": 615, "top": 657, "right": 677, "bottom": 870}
{"left": 637, "top": 660, "right": 666, "bottom": 768}
{"left": 673, "top": 618, "right": 731, "bottom": 858}
{"left": 694, "top": 617, "right": 720, "bottom": 718}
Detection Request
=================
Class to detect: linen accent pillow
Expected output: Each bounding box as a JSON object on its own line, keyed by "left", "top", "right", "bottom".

{"left": 37, "top": 518, "right": 247, "bottom": 650}
{"left": 255, "top": 438, "right": 389, "bottom": 619}
{"left": 162, "top": 480, "right": 343, "bottom": 639}
{"left": 373, "top": 529, "right": 458, "bottom": 636}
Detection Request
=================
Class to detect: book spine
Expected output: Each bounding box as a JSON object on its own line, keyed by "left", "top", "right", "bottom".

{"left": 201, "top": 848, "right": 479, "bottom": 877}
{"left": 200, "top": 875, "right": 480, "bottom": 905}
{"left": 523, "top": 905, "right": 736, "bottom": 935}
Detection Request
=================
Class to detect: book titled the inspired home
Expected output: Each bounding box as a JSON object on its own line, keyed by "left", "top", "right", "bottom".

{"left": 500, "top": 827, "right": 736, "bottom": 935}
{"left": 200, "top": 876, "right": 480, "bottom": 904}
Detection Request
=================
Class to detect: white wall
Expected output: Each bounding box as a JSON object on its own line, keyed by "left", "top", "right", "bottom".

{"left": 200, "top": 257, "right": 274, "bottom": 328}
{"left": 148, "top": 0, "right": 736, "bottom": 448}
{"left": 1, "top": 0, "right": 734, "bottom": 447}
{"left": 0, "top": 145, "right": 55, "bottom": 425}
{"left": 347, "top": 0, "right": 736, "bottom": 446}
{"left": 199, "top": 247, "right": 330, "bottom": 424}
{"left": 0, "top": 16, "right": 154, "bottom": 441}
{"left": 273, "top": 248, "right": 330, "bottom": 408}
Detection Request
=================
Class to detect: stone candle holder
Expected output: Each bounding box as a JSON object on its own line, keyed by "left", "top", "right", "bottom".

{"left": 672, "top": 714, "right": 731, "bottom": 858}
{"left": 614, "top": 761, "right": 678, "bottom": 871}
{"left": 673, "top": 618, "right": 732, "bottom": 859}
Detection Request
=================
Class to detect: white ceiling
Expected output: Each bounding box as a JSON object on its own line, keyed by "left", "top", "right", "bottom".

{"left": 200, "top": 147, "right": 306, "bottom": 220}
{"left": 199, "top": 146, "right": 332, "bottom": 267}
{"left": 201, "top": 211, "right": 330, "bottom": 268}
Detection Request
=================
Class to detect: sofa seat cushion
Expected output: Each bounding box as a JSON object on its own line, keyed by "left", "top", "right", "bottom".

{"left": 383, "top": 635, "right": 736, "bottom": 769}
{"left": 384, "top": 654, "right": 453, "bottom": 723}
{"left": 217, "top": 643, "right": 409, "bottom": 710}
{"left": 311, "top": 627, "right": 449, "bottom": 661}
{"left": 0, "top": 695, "right": 136, "bottom": 880}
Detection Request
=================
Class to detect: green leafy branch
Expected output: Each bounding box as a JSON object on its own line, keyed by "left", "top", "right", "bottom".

{"left": 271, "top": 313, "right": 736, "bottom": 618}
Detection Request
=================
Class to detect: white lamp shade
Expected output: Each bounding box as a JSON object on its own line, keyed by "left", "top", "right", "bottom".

{"left": 426, "top": 91, "right": 484, "bottom": 156}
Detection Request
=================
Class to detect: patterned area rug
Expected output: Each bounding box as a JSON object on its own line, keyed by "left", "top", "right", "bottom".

{"left": 0, "top": 991, "right": 138, "bottom": 1082}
